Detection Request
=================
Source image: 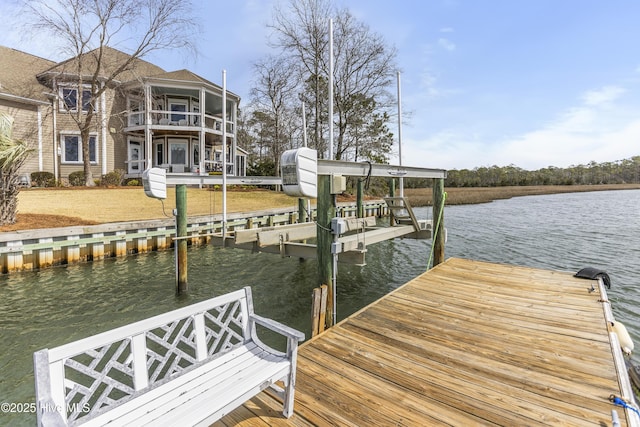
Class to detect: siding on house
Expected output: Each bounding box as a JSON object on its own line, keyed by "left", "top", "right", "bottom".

{"left": 1, "top": 45, "right": 245, "bottom": 184}
{"left": 0, "top": 46, "right": 56, "bottom": 179}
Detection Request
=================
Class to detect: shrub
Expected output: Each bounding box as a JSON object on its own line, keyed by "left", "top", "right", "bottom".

{"left": 101, "top": 169, "right": 125, "bottom": 187}
{"left": 126, "top": 179, "right": 140, "bottom": 186}
{"left": 68, "top": 171, "right": 85, "bottom": 186}
{"left": 30, "top": 171, "right": 56, "bottom": 187}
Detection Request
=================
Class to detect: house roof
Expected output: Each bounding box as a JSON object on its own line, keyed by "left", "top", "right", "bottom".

{"left": 134, "top": 69, "right": 241, "bottom": 101}
{"left": 0, "top": 46, "right": 56, "bottom": 104}
{"left": 37, "top": 46, "right": 166, "bottom": 86}
{"left": 1, "top": 45, "right": 240, "bottom": 103}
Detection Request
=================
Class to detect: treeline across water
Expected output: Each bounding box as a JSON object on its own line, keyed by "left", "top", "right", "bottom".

{"left": 405, "top": 156, "right": 640, "bottom": 188}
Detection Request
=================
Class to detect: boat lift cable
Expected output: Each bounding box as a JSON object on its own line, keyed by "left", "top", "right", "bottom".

{"left": 427, "top": 191, "right": 447, "bottom": 269}
{"left": 360, "top": 161, "right": 372, "bottom": 191}
{"left": 159, "top": 199, "right": 173, "bottom": 218}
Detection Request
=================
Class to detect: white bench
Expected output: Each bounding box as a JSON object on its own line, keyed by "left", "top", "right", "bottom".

{"left": 33, "top": 287, "right": 305, "bottom": 426}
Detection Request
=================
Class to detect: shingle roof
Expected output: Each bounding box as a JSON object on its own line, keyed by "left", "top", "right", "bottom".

{"left": 0, "top": 46, "right": 55, "bottom": 103}
{"left": 37, "top": 46, "right": 165, "bottom": 85}
{"left": 144, "top": 69, "right": 240, "bottom": 100}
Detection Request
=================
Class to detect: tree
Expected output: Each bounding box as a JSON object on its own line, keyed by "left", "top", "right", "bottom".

{"left": 268, "top": 0, "right": 397, "bottom": 162}
{"left": 332, "top": 10, "right": 397, "bottom": 161}
{"left": 270, "top": 0, "right": 332, "bottom": 157}
{"left": 250, "top": 55, "right": 299, "bottom": 174}
{"left": 24, "top": 0, "right": 197, "bottom": 186}
{"left": 0, "top": 113, "right": 33, "bottom": 225}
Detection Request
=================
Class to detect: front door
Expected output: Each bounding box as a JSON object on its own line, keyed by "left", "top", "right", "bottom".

{"left": 128, "top": 140, "right": 143, "bottom": 174}
{"left": 169, "top": 139, "right": 188, "bottom": 172}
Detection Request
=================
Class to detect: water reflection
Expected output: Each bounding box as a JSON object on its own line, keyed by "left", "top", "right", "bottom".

{"left": 1, "top": 189, "right": 638, "bottom": 425}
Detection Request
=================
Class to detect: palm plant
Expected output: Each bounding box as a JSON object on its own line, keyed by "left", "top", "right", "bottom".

{"left": 0, "top": 113, "right": 33, "bottom": 225}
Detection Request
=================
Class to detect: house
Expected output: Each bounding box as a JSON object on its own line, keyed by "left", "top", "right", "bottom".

{"left": 0, "top": 45, "right": 245, "bottom": 184}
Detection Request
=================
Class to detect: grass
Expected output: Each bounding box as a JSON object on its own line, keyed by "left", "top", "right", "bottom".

{"left": 3, "top": 183, "right": 640, "bottom": 232}
{"left": 5, "top": 187, "right": 297, "bottom": 231}
{"left": 404, "top": 183, "right": 640, "bottom": 206}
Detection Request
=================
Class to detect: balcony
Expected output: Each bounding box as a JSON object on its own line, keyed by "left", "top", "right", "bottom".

{"left": 125, "top": 110, "right": 234, "bottom": 134}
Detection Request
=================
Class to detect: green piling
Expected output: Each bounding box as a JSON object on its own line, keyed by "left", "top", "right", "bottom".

{"left": 176, "top": 184, "right": 188, "bottom": 294}
{"left": 316, "top": 175, "right": 335, "bottom": 327}
{"left": 432, "top": 178, "right": 445, "bottom": 267}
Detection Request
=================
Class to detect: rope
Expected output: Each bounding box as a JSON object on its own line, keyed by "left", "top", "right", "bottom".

{"left": 610, "top": 394, "right": 640, "bottom": 417}
{"left": 427, "top": 191, "right": 447, "bottom": 269}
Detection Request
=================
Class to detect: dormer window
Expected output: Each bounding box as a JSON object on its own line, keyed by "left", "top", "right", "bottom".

{"left": 59, "top": 85, "right": 92, "bottom": 112}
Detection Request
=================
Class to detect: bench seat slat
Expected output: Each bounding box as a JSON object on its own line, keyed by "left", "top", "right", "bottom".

{"left": 76, "top": 342, "right": 263, "bottom": 426}
{"left": 83, "top": 344, "right": 290, "bottom": 426}
{"left": 141, "top": 352, "right": 290, "bottom": 426}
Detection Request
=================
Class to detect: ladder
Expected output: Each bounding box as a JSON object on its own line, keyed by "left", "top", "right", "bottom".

{"left": 384, "top": 197, "right": 420, "bottom": 231}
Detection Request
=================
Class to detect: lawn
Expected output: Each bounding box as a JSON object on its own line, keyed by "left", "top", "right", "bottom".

{"left": 4, "top": 183, "right": 640, "bottom": 232}
{"left": 6, "top": 187, "right": 298, "bottom": 231}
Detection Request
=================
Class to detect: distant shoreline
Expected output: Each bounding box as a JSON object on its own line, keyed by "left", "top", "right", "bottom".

{"left": 405, "top": 183, "right": 640, "bottom": 206}
{"left": 5, "top": 183, "right": 640, "bottom": 232}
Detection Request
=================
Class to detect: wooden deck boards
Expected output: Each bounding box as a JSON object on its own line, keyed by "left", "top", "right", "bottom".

{"left": 215, "top": 257, "right": 632, "bottom": 426}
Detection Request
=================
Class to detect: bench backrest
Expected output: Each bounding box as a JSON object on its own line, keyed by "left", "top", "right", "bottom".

{"left": 34, "top": 287, "right": 253, "bottom": 425}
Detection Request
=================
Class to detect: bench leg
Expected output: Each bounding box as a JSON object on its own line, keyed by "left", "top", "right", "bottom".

{"left": 283, "top": 369, "right": 296, "bottom": 418}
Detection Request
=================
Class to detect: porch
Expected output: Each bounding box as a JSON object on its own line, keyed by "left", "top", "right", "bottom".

{"left": 120, "top": 70, "right": 245, "bottom": 178}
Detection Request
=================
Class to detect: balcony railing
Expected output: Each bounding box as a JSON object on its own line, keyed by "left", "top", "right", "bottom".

{"left": 127, "top": 110, "right": 234, "bottom": 133}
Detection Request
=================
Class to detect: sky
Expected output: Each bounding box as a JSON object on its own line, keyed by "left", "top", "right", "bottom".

{"left": 1, "top": 0, "right": 639, "bottom": 171}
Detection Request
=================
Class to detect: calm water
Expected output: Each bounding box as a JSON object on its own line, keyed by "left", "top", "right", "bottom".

{"left": 1, "top": 189, "right": 638, "bottom": 425}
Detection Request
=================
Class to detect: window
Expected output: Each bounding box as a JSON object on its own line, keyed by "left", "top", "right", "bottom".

{"left": 193, "top": 144, "right": 200, "bottom": 165}
{"left": 154, "top": 141, "right": 165, "bottom": 166}
{"left": 169, "top": 99, "right": 188, "bottom": 123}
{"left": 61, "top": 134, "right": 97, "bottom": 163}
{"left": 191, "top": 101, "right": 200, "bottom": 125}
{"left": 59, "top": 86, "right": 92, "bottom": 112}
{"left": 169, "top": 140, "right": 188, "bottom": 165}
{"left": 128, "top": 98, "right": 144, "bottom": 126}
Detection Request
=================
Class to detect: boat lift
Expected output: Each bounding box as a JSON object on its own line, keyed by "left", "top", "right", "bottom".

{"left": 143, "top": 157, "right": 445, "bottom": 265}
{"left": 143, "top": 150, "right": 448, "bottom": 321}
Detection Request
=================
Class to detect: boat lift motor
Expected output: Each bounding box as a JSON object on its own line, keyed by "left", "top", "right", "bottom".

{"left": 280, "top": 147, "right": 318, "bottom": 198}
{"left": 142, "top": 167, "right": 167, "bottom": 199}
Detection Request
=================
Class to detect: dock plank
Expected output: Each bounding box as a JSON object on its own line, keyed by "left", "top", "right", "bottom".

{"left": 215, "top": 258, "right": 633, "bottom": 426}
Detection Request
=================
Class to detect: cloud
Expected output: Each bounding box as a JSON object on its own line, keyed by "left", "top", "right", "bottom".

{"left": 493, "top": 85, "right": 638, "bottom": 169}
{"left": 581, "top": 85, "right": 625, "bottom": 106}
{"left": 437, "top": 38, "right": 456, "bottom": 51}
{"left": 401, "top": 84, "right": 640, "bottom": 171}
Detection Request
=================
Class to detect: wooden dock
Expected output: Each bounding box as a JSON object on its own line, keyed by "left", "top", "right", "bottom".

{"left": 215, "top": 257, "right": 637, "bottom": 426}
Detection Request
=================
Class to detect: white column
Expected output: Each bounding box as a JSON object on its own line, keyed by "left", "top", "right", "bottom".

{"left": 37, "top": 107, "right": 43, "bottom": 171}
{"left": 145, "top": 84, "right": 152, "bottom": 169}
{"left": 101, "top": 87, "right": 108, "bottom": 175}
{"left": 397, "top": 71, "right": 404, "bottom": 197}
{"left": 199, "top": 87, "right": 205, "bottom": 175}
{"left": 222, "top": 70, "right": 227, "bottom": 235}
{"left": 328, "top": 19, "right": 334, "bottom": 160}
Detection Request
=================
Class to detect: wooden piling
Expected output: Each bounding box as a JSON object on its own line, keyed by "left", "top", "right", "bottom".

{"left": 298, "top": 198, "right": 308, "bottom": 223}
{"left": 432, "top": 178, "right": 445, "bottom": 267}
{"left": 37, "top": 238, "right": 53, "bottom": 269}
{"left": 316, "top": 175, "right": 335, "bottom": 327}
{"left": 176, "top": 184, "right": 188, "bottom": 295}
{"left": 311, "top": 284, "right": 328, "bottom": 337}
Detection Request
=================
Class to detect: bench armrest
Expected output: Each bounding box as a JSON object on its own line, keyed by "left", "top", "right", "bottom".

{"left": 249, "top": 314, "right": 305, "bottom": 342}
